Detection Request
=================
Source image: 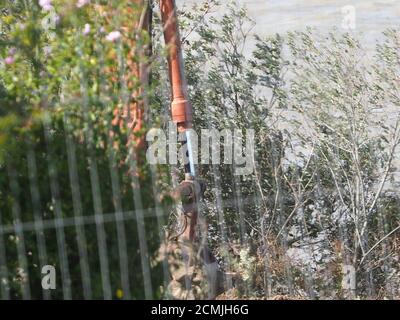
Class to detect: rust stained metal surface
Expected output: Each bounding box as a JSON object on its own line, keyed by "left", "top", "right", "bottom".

{"left": 160, "top": 0, "right": 193, "bottom": 132}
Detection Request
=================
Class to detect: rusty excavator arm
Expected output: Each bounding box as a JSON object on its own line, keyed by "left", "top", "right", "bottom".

{"left": 159, "top": 0, "right": 223, "bottom": 299}
{"left": 128, "top": 0, "right": 224, "bottom": 299}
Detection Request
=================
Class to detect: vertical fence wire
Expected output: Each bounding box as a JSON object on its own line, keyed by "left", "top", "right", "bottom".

{"left": 7, "top": 165, "right": 31, "bottom": 300}
{"left": 78, "top": 71, "right": 112, "bottom": 299}
{"left": 26, "top": 143, "right": 51, "bottom": 300}
{"left": 254, "top": 185, "right": 273, "bottom": 298}
{"left": 64, "top": 114, "right": 93, "bottom": 300}
{"left": 95, "top": 28, "right": 132, "bottom": 300}
{"left": 211, "top": 163, "right": 233, "bottom": 290}
{"left": 0, "top": 208, "right": 10, "bottom": 300}
{"left": 106, "top": 132, "right": 132, "bottom": 300}
{"left": 115, "top": 42, "right": 153, "bottom": 300}
{"left": 86, "top": 148, "right": 112, "bottom": 300}
{"left": 127, "top": 154, "right": 154, "bottom": 299}
{"left": 202, "top": 84, "right": 233, "bottom": 291}
{"left": 43, "top": 119, "right": 72, "bottom": 300}
{"left": 150, "top": 166, "right": 170, "bottom": 291}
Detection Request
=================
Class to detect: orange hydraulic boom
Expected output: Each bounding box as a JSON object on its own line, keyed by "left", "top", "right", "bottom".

{"left": 160, "top": 0, "right": 221, "bottom": 298}
{"left": 160, "top": 0, "right": 198, "bottom": 242}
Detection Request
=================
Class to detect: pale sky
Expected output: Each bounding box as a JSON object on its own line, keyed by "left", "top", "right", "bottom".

{"left": 177, "top": 0, "right": 400, "bottom": 50}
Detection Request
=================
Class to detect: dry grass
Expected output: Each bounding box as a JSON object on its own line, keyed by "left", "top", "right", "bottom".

{"left": 216, "top": 288, "right": 306, "bottom": 300}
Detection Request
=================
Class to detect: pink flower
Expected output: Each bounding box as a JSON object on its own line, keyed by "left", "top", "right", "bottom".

{"left": 76, "top": 0, "right": 90, "bottom": 8}
{"left": 5, "top": 56, "right": 14, "bottom": 65}
{"left": 105, "top": 31, "right": 121, "bottom": 42}
{"left": 43, "top": 46, "right": 52, "bottom": 57}
{"left": 39, "top": 0, "right": 53, "bottom": 11}
{"left": 83, "top": 23, "right": 91, "bottom": 35}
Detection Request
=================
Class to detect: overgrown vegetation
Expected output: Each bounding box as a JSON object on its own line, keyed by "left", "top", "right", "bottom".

{"left": 0, "top": 0, "right": 399, "bottom": 299}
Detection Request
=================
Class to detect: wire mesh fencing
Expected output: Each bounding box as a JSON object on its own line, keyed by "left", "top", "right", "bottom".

{"left": 2, "top": 115, "right": 400, "bottom": 300}
{"left": 0, "top": 114, "right": 168, "bottom": 300}
{"left": 0, "top": 114, "right": 251, "bottom": 300}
